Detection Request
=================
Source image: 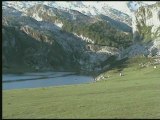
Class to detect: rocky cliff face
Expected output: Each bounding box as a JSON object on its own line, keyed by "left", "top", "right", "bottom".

{"left": 132, "top": 2, "right": 160, "bottom": 42}
{"left": 121, "top": 2, "right": 160, "bottom": 58}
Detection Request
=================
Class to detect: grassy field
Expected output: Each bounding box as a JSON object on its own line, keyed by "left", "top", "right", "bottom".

{"left": 2, "top": 58, "right": 160, "bottom": 119}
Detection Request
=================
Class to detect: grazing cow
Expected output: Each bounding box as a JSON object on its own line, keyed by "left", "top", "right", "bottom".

{"left": 154, "top": 66, "right": 157, "bottom": 69}
{"left": 120, "top": 72, "right": 122, "bottom": 76}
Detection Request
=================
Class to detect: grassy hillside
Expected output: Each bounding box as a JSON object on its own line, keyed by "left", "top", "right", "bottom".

{"left": 3, "top": 57, "right": 160, "bottom": 119}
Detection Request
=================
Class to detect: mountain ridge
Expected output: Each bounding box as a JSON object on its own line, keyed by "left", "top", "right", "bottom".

{"left": 2, "top": 1, "right": 160, "bottom": 74}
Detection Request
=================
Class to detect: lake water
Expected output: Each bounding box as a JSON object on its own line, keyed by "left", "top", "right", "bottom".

{"left": 2, "top": 72, "right": 94, "bottom": 90}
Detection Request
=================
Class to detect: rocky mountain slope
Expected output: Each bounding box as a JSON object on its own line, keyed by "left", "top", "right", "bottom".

{"left": 122, "top": 2, "right": 160, "bottom": 58}
{"left": 2, "top": 4, "right": 126, "bottom": 73}
{"left": 133, "top": 2, "right": 160, "bottom": 41}
{"left": 2, "top": 2, "right": 160, "bottom": 74}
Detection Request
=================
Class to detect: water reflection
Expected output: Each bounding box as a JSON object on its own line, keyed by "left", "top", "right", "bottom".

{"left": 3, "top": 72, "right": 94, "bottom": 90}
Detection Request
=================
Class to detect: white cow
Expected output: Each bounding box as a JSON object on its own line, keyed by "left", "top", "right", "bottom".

{"left": 120, "top": 72, "right": 122, "bottom": 76}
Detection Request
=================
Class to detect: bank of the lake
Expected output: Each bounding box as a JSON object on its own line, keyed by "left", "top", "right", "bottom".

{"left": 3, "top": 65, "right": 160, "bottom": 118}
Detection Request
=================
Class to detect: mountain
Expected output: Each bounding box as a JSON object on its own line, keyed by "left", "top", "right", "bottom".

{"left": 3, "top": 1, "right": 155, "bottom": 26}
{"left": 2, "top": 1, "right": 160, "bottom": 74}
{"left": 3, "top": 1, "right": 157, "bottom": 15}
{"left": 132, "top": 2, "right": 160, "bottom": 42}
{"left": 2, "top": 4, "right": 125, "bottom": 73}
{"left": 119, "top": 2, "right": 160, "bottom": 58}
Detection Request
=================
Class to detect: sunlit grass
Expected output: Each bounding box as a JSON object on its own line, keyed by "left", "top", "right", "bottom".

{"left": 3, "top": 61, "right": 160, "bottom": 119}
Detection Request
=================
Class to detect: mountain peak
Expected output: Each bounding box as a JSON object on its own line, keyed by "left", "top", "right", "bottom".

{"left": 3, "top": 1, "right": 157, "bottom": 17}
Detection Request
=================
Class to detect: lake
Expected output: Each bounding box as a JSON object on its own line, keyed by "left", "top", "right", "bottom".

{"left": 2, "top": 72, "right": 94, "bottom": 90}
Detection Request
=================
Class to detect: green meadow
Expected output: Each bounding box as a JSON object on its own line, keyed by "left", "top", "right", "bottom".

{"left": 3, "top": 57, "right": 160, "bottom": 119}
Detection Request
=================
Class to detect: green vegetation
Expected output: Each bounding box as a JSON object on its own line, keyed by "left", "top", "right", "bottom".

{"left": 136, "top": 7, "right": 154, "bottom": 42}
{"left": 96, "top": 14, "right": 132, "bottom": 33}
{"left": 136, "top": 22, "right": 153, "bottom": 42}
{"left": 146, "top": 8, "right": 152, "bottom": 19}
{"left": 62, "top": 20, "right": 132, "bottom": 49}
{"left": 3, "top": 57, "right": 160, "bottom": 119}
